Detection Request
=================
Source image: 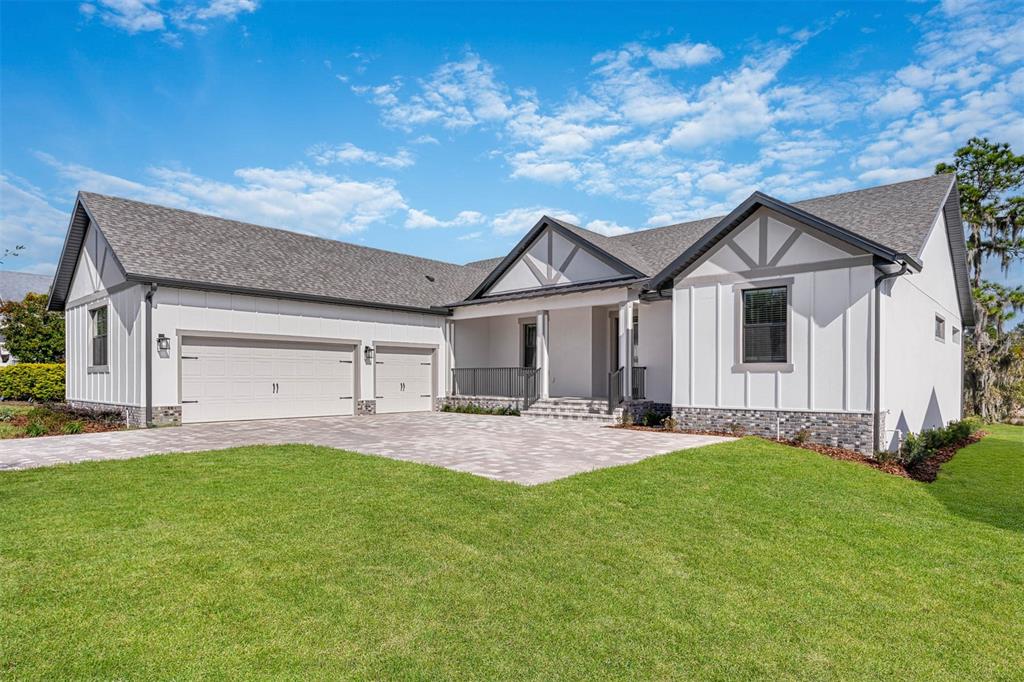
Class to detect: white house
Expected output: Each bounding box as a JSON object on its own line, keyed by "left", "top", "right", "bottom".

{"left": 47, "top": 174, "right": 972, "bottom": 453}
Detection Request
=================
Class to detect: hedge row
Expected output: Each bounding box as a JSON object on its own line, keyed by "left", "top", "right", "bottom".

{"left": 0, "top": 363, "right": 66, "bottom": 402}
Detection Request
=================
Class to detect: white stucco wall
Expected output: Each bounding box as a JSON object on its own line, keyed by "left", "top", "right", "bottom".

{"left": 637, "top": 300, "right": 672, "bottom": 404}
{"left": 149, "top": 287, "right": 447, "bottom": 409}
{"left": 548, "top": 307, "right": 593, "bottom": 396}
{"left": 672, "top": 210, "right": 874, "bottom": 414}
{"left": 880, "top": 212, "right": 963, "bottom": 447}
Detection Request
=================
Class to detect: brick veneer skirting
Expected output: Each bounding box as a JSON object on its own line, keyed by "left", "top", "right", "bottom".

{"left": 672, "top": 406, "right": 874, "bottom": 454}
{"left": 356, "top": 399, "right": 376, "bottom": 415}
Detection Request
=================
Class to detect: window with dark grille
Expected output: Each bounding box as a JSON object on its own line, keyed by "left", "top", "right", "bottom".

{"left": 522, "top": 323, "right": 537, "bottom": 367}
{"left": 934, "top": 315, "right": 945, "bottom": 341}
{"left": 742, "top": 287, "right": 787, "bottom": 363}
{"left": 91, "top": 306, "right": 108, "bottom": 367}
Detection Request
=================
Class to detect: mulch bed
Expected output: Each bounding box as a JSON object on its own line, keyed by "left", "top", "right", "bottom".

{"left": 609, "top": 423, "right": 983, "bottom": 483}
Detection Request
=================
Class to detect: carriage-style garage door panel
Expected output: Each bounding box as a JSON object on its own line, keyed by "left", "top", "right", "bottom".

{"left": 180, "top": 336, "right": 356, "bottom": 423}
{"left": 375, "top": 346, "right": 434, "bottom": 414}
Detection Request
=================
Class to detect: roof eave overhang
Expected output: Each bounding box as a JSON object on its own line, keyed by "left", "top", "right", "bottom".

{"left": 448, "top": 275, "right": 645, "bottom": 308}
{"left": 123, "top": 273, "right": 453, "bottom": 317}
{"left": 647, "top": 191, "right": 913, "bottom": 291}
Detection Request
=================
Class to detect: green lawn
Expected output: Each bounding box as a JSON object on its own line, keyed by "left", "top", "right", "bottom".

{"left": 1, "top": 427, "right": 1022, "bottom": 680}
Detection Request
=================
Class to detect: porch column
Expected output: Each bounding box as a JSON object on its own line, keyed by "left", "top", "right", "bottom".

{"left": 618, "top": 300, "right": 634, "bottom": 399}
{"left": 536, "top": 309, "right": 550, "bottom": 399}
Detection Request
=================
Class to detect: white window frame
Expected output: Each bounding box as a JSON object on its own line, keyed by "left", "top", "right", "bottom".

{"left": 88, "top": 302, "right": 110, "bottom": 373}
{"left": 934, "top": 314, "right": 946, "bottom": 342}
{"left": 952, "top": 326, "right": 961, "bottom": 344}
{"left": 732, "top": 278, "right": 794, "bottom": 373}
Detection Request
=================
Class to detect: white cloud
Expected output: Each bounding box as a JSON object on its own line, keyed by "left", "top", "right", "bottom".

{"left": 869, "top": 86, "right": 924, "bottom": 116}
{"left": 457, "top": 231, "right": 483, "bottom": 241}
{"left": 404, "top": 208, "right": 484, "bottom": 229}
{"left": 38, "top": 153, "right": 406, "bottom": 236}
{"left": 79, "top": 0, "right": 257, "bottom": 41}
{"left": 411, "top": 135, "right": 440, "bottom": 145}
{"left": 646, "top": 41, "right": 723, "bottom": 69}
{"left": 583, "top": 219, "right": 632, "bottom": 236}
{"left": 0, "top": 174, "right": 69, "bottom": 274}
{"left": 357, "top": 52, "right": 512, "bottom": 130}
{"left": 308, "top": 143, "right": 415, "bottom": 169}
{"left": 491, "top": 206, "right": 580, "bottom": 236}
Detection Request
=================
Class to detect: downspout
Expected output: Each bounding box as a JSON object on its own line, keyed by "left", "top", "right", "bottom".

{"left": 873, "top": 261, "right": 909, "bottom": 453}
{"left": 144, "top": 283, "right": 158, "bottom": 427}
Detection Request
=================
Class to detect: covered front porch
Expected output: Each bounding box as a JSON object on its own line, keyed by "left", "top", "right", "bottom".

{"left": 446, "top": 287, "right": 671, "bottom": 412}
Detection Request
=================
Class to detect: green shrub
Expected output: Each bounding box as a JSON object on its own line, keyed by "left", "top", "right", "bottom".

{"left": 0, "top": 363, "right": 65, "bottom": 402}
{"left": 662, "top": 416, "right": 679, "bottom": 431}
{"left": 619, "top": 410, "right": 634, "bottom": 427}
{"left": 441, "top": 402, "right": 519, "bottom": 416}
{"left": 0, "top": 407, "right": 17, "bottom": 422}
{"left": 899, "top": 418, "right": 981, "bottom": 466}
{"left": 641, "top": 410, "right": 662, "bottom": 427}
{"left": 792, "top": 428, "right": 812, "bottom": 445}
{"left": 25, "top": 420, "right": 47, "bottom": 437}
{"left": 62, "top": 420, "right": 83, "bottom": 435}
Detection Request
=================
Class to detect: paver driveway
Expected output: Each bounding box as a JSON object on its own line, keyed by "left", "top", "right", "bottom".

{"left": 0, "top": 412, "right": 731, "bottom": 484}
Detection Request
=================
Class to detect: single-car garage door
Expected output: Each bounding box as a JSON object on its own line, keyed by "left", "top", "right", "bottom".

{"left": 375, "top": 346, "right": 434, "bottom": 414}
{"left": 180, "top": 336, "right": 356, "bottom": 423}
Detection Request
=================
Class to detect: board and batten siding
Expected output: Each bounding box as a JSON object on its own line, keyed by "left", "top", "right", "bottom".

{"left": 64, "top": 219, "right": 147, "bottom": 408}
{"left": 671, "top": 208, "right": 874, "bottom": 414}
{"left": 149, "top": 287, "right": 447, "bottom": 409}
{"left": 65, "top": 286, "right": 146, "bottom": 407}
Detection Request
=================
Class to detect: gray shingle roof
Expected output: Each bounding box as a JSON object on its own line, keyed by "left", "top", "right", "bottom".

{"left": 608, "top": 174, "right": 955, "bottom": 274}
{"left": 0, "top": 271, "right": 53, "bottom": 303}
{"left": 53, "top": 175, "right": 959, "bottom": 314}
{"left": 77, "top": 192, "right": 487, "bottom": 312}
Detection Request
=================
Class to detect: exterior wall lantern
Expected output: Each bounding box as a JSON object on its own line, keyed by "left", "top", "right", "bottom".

{"left": 364, "top": 345, "right": 375, "bottom": 363}
{"left": 157, "top": 333, "right": 171, "bottom": 351}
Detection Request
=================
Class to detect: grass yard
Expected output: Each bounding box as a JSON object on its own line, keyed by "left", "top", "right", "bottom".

{"left": 1, "top": 426, "right": 1021, "bottom": 680}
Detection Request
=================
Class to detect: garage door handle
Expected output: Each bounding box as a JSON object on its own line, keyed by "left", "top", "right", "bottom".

{"left": 340, "top": 396, "right": 352, "bottom": 399}
{"left": 182, "top": 400, "right": 199, "bottom": 404}
{"left": 181, "top": 356, "right": 198, "bottom": 360}
{"left": 420, "top": 362, "right": 431, "bottom": 366}
{"left": 375, "top": 395, "right": 384, "bottom": 399}
{"left": 420, "top": 394, "right": 430, "bottom": 398}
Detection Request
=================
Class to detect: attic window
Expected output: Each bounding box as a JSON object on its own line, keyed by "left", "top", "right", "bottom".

{"left": 934, "top": 314, "right": 945, "bottom": 341}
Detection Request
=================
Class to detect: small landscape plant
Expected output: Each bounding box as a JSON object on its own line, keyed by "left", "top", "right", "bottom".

{"left": 441, "top": 402, "right": 519, "bottom": 416}
{"left": 728, "top": 422, "right": 747, "bottom": 437}
{"left": 641, "top": 410, "right": 662, "bottom": 427}
{"left": 899, "top": 417, "right": 981, "bottom": 467}
{"left": 619, "top": 410, "right": 634, "bottom": 427}
{"left": 661, "top": 415, "right": 679, "bottom": 431}
{"left": 792, "top": 428, "right": 812, "bottom": 445}
{"left": 62, "top": 420, "right": 84, "bottom": 435}
{"left": 25, "top": 420, "right": 47, "bottom": 437}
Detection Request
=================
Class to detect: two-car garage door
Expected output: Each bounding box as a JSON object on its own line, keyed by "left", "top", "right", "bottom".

{"left": 180, "top": 336, "right": 356, "bottom": 423}
{"left": 179, "top": 336, "right": 435, "bottom": 423}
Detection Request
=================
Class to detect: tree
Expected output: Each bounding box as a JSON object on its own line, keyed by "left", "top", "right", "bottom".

{"left": 0, "top": 293, "right": 65, "bottom": 364}
{"left": 937, "top": 137, "right": 1024, "bottom": 420}
{"left": 936, "top": 137, "right": 1024, "bottom": 288}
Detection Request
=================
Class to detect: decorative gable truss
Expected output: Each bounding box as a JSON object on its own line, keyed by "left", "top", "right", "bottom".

{"left": 686, "top": 208, "right": 867, "bottom": 281}
{"left": 475, "top": 220, "right": 639, "bottom": 298}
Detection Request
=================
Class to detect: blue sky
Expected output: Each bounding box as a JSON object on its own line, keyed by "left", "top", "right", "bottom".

{"left": 2, "top": 0, "right": 1022, "bottom": 286}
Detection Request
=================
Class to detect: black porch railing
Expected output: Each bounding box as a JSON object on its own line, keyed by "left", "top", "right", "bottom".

{"left": 608, "top": 365, "right": 647, "bottom": 412}
{"left": 451, "top": 367, "right": 541, "bottom": 409}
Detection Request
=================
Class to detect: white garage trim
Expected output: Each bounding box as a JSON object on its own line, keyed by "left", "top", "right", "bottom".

{"left": 373, "top": 343, "right": 437, "bottom": 414}
{"left": 179, "top": 333, "right": 358, "bottom": 423}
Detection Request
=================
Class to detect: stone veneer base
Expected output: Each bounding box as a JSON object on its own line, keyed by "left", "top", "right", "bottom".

{"left": 356, "top": 400, "right": 376, "bottom": 415}
{"left": 441, "top": 396, "right": 526, "bottom": 412}
{"left": 671, "top": 406, "right": 874, "bottom": 454}
{"left": 66, "top": 400, "right": 181, "bottom": 428}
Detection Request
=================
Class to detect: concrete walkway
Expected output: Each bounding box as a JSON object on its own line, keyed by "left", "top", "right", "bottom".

{"left": 0, "top": 412, "right": 731, "bottom": 485}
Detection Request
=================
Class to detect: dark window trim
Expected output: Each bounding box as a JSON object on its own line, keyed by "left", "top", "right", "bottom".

{"left": 732, "top": 278, "right": 794, "bottom": 372}
{"left": 89, "top": 302, "right": 110, "bottom": 371}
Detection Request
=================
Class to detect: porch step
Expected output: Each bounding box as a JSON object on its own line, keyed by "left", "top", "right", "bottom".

{"left": 522, "top": 397, "right": 617, "bottom": 423}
